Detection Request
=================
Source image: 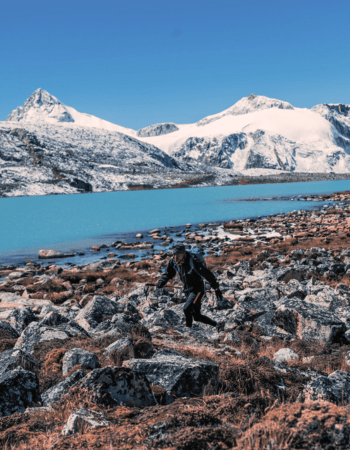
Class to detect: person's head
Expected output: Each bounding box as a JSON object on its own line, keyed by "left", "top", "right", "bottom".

{"left": 173, "top": 244, "right": 186, "bottom": 264}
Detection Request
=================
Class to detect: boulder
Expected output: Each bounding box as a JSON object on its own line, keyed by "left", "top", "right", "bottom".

{"left": 123, "top": 348, "right": 219, "bottom": 400}
{"left": 14, "top": 322, "right": 86, "bottom": 355}
{"left": 304, "top": 371, "right": 350, "bottom": 403}
{"left": 62, "top": 348, "right": 100, "bottom": 376}
{"left": 75, "top": 295, "right": 121, "bottom": 331}
{"left": 0, "top": 366, "right": 41, "bottom": 416}
{"left": 0, "top": 349, "right": 40, "bottom": 377}
{"left": 7, "top": 306, "right": 38, "bottom": 334}
{"left": 38, "top": 250, "right": 71, "bottom": 259}
{"left": 104, "top": 337, "right": 134, "bottom": 358}
{"left": 254, "top": 311, "right": 293, "bottom": 339}
{"left": 271, "top": 298, "right": 346, "bottom": 344}
{"left": 274, "top": 267, "right": 304, "bottom": 283}
{"left": 76, "top": 366, "right": 156, "bottom": 407}
{"left": 273, "top": 348, "right": 299, "bottom": 363}
{"left": 0, "top": 320, "right": 19, "bottom": 339}
{"left": 235, "top": 287, "right": 279, "bottom": 312}
{"left": 41, "top": 369, "right": 86, "bottom": 406}
{"left": 61, "top": 408, "right": 109, "bottom": 436}
{"left": 141, "top": 309, "right": 180, "bottom": 328}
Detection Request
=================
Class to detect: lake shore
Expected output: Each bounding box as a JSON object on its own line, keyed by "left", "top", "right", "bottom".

{"left": 1, "top": 189, "right": 350, "bottom": 448}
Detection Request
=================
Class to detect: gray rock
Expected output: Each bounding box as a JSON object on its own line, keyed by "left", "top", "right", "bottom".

{"left": 61, "top": 408, "right": 110, "bottom": 436}
{"left": 0, "top": 349, "right": 40, "bottom": 376}
{"left": 76, "top": 366, "right": 156, "bottom": 407}
{"left": 38, "top": 250, "right": 67, "bottom": 259}
{"left": 236, "top": 261, "right": 252, "bottom": 277}
{"left": 75, "top": 295, "right": 121, "bottom": 331}
{"left": 137, "top": 123, "right": 179, "bottom": 137}
{"left": 123, "top": 348, "right": 219, "bottom": 400}
{"left": 141, "top": 309, "right": 180, "bottom": 328}
{"left": 345, "top": 351, "right": 350, "bottom": 367}
{"left": 104, "top": 337, "right": 134, "bottom": 358}
{"left": 235, "top": 287, "right": 279, "bottom": 312}
{"left": 304, "top": 370, "right": 350, "bottom": 403}
{"left": 14, "top": 322, "right": 81, "bottom": 355}
{"left": 272, "top": 298, "right": 346, "bottom": 344}
{"left": 280, "top": 279, "right": 306, "bottom": 300}
{"left": 62, "top": 348, "right": 100, "bottom": 376}
{"left": 273, "top": 348, "right": 299, "bottom": 363}
{"left": 0, "top": 320, "right": 19, "bottom": 338}
{"left": 41, "top": 369, "right": 86, "bottom": 406}
{"left": 7, "top": 306, "right": 38, "bottom": 334}
{"left": 0, "top": 366, "right": 41, "bottom": 417}
{"left": 274, "top": 267, "right": 304, "bottom": 282}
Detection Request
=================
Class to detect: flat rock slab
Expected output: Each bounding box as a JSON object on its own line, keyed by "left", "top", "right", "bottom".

{"left": 123, "top": 348, "right": 219, "bottom": 399}
{"left": 0, "top": 366, "right": 41, "bottom": 417}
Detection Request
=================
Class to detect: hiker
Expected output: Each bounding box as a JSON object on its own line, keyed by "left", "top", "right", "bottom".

{"left": 156, "top": 244, "right": 225, "bottom": 331}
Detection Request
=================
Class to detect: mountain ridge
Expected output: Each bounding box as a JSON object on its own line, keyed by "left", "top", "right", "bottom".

{"left": 1, "top": 89, "right": 350, "bottom": 197}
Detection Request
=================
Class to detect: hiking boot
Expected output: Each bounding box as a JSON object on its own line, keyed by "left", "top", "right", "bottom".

{"left": 216, "top": 320, "right": 225, "bottom": 332}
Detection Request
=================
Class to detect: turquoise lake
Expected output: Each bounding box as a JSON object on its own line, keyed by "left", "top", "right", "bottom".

{"left": 1, "top": 179, "right": 350, "bottom": 265}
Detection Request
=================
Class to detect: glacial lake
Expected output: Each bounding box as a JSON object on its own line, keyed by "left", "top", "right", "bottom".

{"left": 1, "top": 179, "right": 350, "bottom": 266}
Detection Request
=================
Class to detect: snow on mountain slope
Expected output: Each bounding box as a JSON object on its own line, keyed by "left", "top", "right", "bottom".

{"left": 2, "top": 89, "right": 350, "bottom": 198}
{"left": 196, "top": 94, "right": 294, "bottom": 126}
{"left": 6, "top": 89, "right": 136, "bottom": 136}
{"left": 312, "top": 103, "right": 350, "bottom": 150}
{"left": 138, "top": 96, "right": 350, "bottom": 173}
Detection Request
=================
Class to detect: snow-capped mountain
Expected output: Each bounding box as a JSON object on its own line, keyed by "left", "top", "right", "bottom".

{"left": 1, "top": 89, "right": 350, "bottom": 197}
{"left": 7, "top": 88, "right": 135, "bottom": 135}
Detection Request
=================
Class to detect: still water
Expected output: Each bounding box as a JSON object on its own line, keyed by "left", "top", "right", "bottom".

{"left": 1, "top": 179, "right": 349, "bottom": 265}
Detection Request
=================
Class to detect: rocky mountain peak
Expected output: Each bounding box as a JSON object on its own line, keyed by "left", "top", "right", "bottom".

{"left": 6, "top": 89, "right": 74, "bottom": 124}
{"left": 197, "top": 94, "right": 294, "bottom": 126}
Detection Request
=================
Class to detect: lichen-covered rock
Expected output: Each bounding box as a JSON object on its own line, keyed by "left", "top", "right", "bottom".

{"left": 76, "top": 366, "right": 156, "bottom": 407}
{"left": 272, "top": 298, "right": 346, "bottom": 344}
{"left": 274, "top": 267, "right": 304, "bottom": 282}
{"left": 141, "top": 309, "right": 180, "bottom": 328}
{"left": 41, "top": 369, "right": 85, "bottom": 406}
{"left": 75, "top": 295, "right": 121, "bottom": 331}
{"left": 304, "top": 371, "right": 350, "bottom": 403}
{"left": 0, "top": 366, "right": 41, "bottom": 416}
{"left": 0, "top": 320, "right": 19, "bottom": 339}
{"left": 61, "top": 408, "right": 109, "bottom": 436}
{"left": 0, "top": 349, "right": 40, "bottom": 376}
{"left": 7, "top": 306, "right": 38, "bottom": 334}
{"left": 273, "top": 348, "right": 299, "bottom": 363}
{"left": 14, "top": 322, "right": 85, "bottom": 355}
{"left": 104, "top": 337, "right": 134, "bottom": 358}
{"left": 123, "top": 348, "right": 219, "bottom": 400}
{"left": 62, "top": 348, "right": 99, "bottom": 376}
{"left": 235, "top": 286, "right": 279, "bottom": 312}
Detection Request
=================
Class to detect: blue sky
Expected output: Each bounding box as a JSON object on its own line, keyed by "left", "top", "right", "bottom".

{"left": 1, "top": 0, "right": 349, "bottom": 129}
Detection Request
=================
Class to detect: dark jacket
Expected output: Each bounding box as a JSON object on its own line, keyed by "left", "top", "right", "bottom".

{"left": 157, "top": 252, "right": 219, "bottom": 292}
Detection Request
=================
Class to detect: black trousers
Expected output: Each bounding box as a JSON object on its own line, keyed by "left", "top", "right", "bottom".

{"left": 183, "top": 290, "right": 217, "bottom": 328}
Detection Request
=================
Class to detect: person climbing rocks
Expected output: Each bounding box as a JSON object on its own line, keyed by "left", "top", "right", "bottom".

{"left": 156, "top": 243, "right": 225, "bottom": 331}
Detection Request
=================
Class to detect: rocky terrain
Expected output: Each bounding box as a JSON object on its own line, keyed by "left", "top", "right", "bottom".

{"left": 1, "top": 190, "right": 350, "bottom": 448}
{"left": 1, "top": 89, "right": 350, "bottom": 197}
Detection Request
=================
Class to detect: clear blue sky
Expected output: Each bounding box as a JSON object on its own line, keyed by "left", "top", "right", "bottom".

{"left": 1, "top": 0, "right": 349, "bottom": 129}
